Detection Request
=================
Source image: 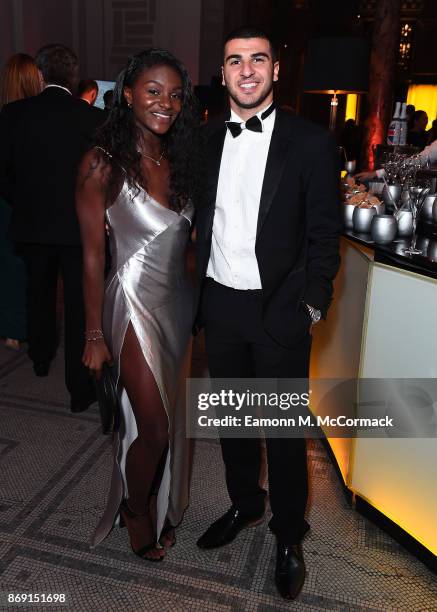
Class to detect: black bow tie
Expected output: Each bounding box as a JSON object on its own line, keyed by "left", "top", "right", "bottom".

{"left": 226, "top": 103, "right": 275, "bottom": 138}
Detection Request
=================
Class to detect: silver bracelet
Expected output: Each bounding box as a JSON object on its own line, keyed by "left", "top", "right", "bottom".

{"left": 85, "top": 329, "right": 104, "bottom": 342}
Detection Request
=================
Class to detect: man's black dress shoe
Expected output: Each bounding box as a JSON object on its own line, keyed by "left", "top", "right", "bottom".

{"left": 197, "top": 506, "right": 264, "bottom": 549}
{"left": 275, "top": 542, "right": 306, "bottom": 600}
{"left": 70, "top": 396, "right": 95, "bottom": 413}
{"left": 33, "top": 362, "right": 50, "bottom": 377}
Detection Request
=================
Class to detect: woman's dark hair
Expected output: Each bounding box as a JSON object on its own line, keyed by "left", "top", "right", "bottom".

{"left": 95, "top": 48, "right": 201, "bottom": 212}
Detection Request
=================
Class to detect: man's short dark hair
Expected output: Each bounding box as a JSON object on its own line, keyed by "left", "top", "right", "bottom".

{"left": 223, "top": 26, "right": 278, "bottom": 62}
{"left": 36, "top": 44, "right": 79, "bottom": 92}
{"left": 77, "top": 79, "right": 98, "bottom": 97}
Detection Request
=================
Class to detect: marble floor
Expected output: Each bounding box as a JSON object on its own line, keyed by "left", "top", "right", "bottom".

{"left": 0, "top": 338, "right": 436, "bottom": 612}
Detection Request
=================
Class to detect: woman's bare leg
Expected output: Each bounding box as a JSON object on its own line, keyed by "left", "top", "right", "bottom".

{"left": 120, "top": 322, "right": 169, "bottom": 559}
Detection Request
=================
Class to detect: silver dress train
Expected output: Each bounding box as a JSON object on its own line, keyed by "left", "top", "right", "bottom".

{"left": 91, "top": 167, "right": 194, "bottom": 547}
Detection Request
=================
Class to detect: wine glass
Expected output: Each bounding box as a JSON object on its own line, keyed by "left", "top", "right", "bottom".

{"left": 403, "top": 178, "right": 432, "bottom": 255}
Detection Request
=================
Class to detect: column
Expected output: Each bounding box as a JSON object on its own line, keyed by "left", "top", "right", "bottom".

{"left": 362, "top": 0, "right": 401, "bottom": 169}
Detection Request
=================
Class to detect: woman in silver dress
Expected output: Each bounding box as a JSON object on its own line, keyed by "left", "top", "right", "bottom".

{"left": 76, "top": 49, "right": 200, "bottom": 561}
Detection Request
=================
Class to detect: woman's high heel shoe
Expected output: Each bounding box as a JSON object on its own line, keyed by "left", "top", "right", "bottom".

{"left": 119, "top": 500, "right": 164, "bottom": 562}
{"left": 159, "top": 519, "right": 176, "bottom": 549}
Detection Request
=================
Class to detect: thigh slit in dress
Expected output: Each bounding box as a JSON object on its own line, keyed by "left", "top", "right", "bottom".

{"left": 91, "top": 173, "right": 194, "bottom": 547}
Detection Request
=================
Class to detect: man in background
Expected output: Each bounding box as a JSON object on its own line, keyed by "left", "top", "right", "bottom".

{"left": 0, "top": 44, "right": 104, "bottom": 412}
{"left": 103, "top": 89, "right": 113, "bottom": 111}
{"left": 77, "top": 79, "right": 98, "bottom": 106}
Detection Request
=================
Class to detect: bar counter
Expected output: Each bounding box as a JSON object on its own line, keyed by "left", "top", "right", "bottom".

{"left": 309, "top": 229, "right": 437, "bottom": 560}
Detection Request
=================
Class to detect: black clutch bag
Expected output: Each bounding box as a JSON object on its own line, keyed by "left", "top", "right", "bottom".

{"left": 94, "top": 362, "right": 119, "bottom": 435}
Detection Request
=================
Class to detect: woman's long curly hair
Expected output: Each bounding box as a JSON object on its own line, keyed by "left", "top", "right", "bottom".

{"left": 95, "top": 48, "right": 201, "bottom": 212}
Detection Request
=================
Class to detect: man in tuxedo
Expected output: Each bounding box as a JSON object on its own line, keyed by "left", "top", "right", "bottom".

{"left": 195, "top": 27, "right": 340, "bottom": 599}
{"left": 0, "top": 44, "right": 104, "bottom": 412}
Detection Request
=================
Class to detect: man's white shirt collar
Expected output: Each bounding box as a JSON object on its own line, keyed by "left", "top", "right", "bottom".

{"left": 229, "top": 103, "right": 275, "bottom": 133}
{"left": 44, "top": 84, "right": 72, "bottom": 95}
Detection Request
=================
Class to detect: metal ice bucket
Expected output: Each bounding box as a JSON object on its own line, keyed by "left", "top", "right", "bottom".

{"left": 352, "top": 206, "right": 377, "bottom": 233}
{"left": 382, "top": 184, "right": 401, "bottom": 209}
{"left": 370, "top": 215, "right": 397, "bottom": 244}
{"left": 343, "top": 204, "right": 356, "bottom": 229}
{"left": 373, "top": 202, "right": 385, "bottom": 215}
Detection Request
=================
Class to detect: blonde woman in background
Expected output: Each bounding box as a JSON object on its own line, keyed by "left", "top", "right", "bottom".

{"left": 0, "top": 54, "right": 42, "bottom": 350}
{"left": 1, "top": 53, "right": 42, "bottom": 105}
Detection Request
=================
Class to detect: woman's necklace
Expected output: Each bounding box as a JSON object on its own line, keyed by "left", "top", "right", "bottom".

{"left": 141, "top": 150, "right": 165, "bottom": 166}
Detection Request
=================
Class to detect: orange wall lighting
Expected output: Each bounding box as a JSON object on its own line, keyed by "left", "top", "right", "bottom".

{"left": 407, "top": 85, "right": 437, "bottom": 129}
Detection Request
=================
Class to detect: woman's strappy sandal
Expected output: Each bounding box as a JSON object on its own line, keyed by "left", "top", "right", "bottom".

{"left": 119, "top": 500, "right": 164, "bottom": 562}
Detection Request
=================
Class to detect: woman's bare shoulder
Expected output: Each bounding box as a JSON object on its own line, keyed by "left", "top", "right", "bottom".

{"left": 78, "top": 147, "right": 113, "bottom": 188}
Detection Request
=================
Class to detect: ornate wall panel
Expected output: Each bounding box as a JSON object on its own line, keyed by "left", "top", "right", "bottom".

{"left": 104, "top": 0, "right": 156, "bottom": 77}
{"left": 0, "top": 0, "right": 202, "bottom": 88}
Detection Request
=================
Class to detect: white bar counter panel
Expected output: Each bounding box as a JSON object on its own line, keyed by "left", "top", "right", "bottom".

{"left": 310, "top": 237, "right": 437, "bottom": 555}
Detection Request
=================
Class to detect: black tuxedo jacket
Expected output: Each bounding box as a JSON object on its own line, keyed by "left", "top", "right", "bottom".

{"left": 0, "top": 87, "right": 105, "bottom": 246}
{"left": 195, "top": 109, "right": 341, "bottom": 348}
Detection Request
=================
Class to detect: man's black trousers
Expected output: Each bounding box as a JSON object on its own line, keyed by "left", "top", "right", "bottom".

{"left": 21, "top": 243, "right": 94, "bottom": 401}
{"left": 202, "top": 278, "right": 311, "bottom": 545}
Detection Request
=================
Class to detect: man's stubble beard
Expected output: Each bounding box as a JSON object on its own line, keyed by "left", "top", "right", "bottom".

{"left": 227, "top": 81, "right": 274, "bottom": 111}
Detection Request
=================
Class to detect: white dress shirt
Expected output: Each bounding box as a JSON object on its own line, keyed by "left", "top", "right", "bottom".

{"left": 206, "top": 105, "right": 276, "bottom": 289}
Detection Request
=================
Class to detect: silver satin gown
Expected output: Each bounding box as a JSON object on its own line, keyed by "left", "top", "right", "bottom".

{"left": 91, "top": 171, "right": 194, "bottom": 548}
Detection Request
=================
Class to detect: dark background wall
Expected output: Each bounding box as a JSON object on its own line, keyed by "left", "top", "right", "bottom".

{"left": 1, "top": 0, "right": 436, "bottom": 129}
{"left": 0, "top": 0, "right": 202, "bottom": 83}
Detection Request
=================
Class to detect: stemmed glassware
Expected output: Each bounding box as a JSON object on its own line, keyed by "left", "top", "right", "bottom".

{"left": 381, "top": 151, "right": 409, "bottom": 184}
{"left": 374, "top": 152, "right": 432, "bottom": 255}
{"left": 398, "top": 153, "right": 422, "bottom": 185}
{"left": 402, "top": 176, "right": 432, "bottom": 255}
{"left": 380, "top": 152, "right": 410, "bottom": 212}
